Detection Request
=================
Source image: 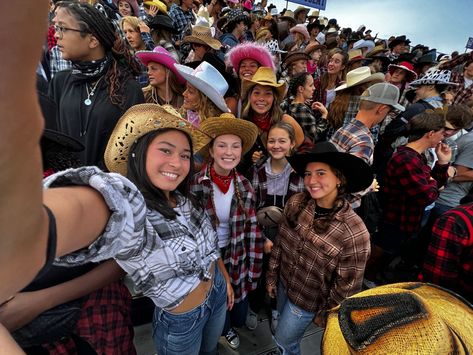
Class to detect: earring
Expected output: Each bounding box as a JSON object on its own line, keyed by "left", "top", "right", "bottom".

{"left": 336, "top": 183, "right": 341, "bottom": 188}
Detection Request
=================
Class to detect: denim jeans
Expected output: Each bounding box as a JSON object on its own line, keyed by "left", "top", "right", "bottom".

{"left": 273, "top": 285, "right": 315, "bottom": 355}
{"left": 153, "top": 267, "right": 227, "bottom": 355}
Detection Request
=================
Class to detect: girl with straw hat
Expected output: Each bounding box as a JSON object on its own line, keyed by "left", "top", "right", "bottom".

{"left": 239, "top": 66, "right": 305, "bottom": 174}
{"left": 267, "top": 141, "right": 372, "bottom": 354}
{"left": 30, "top": 103, "right": 232, "bottom": 354}
{"left": 190, "top": 113, "right": 263, "bottom": 350}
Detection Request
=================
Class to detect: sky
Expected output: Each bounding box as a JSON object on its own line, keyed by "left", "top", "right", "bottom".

{"left": 268, "top": 0, "right": 473, "bottom": 55}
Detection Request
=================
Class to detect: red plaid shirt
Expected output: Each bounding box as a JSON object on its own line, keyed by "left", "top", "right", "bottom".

{"left": 191, "top": 165, "right": 264, "bottom": 302}
{"left": 381, "top": 146, "right": 449, "bottom": 234}
{"left": 439, "top": 51, "right": 473, "bottom": 105}
{"left": 420, "top": 203, "right": 473, "bottom": 302}
{"left": 47, "top": 25, "right": 57, "bottom": 51}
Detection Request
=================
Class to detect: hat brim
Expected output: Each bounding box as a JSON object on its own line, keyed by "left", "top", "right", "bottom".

{"left": 148, "top": 15, "right": 178, "bottom": 33}
{"left": 282, "top": 53, "right": 310, "bottom": 70}
{"left": 226, "top": 42, "right": 276, "bottom": 71}
{"left": 388, "top": 64, "right": 418, "bottom": 82}
{"left": 335, "top": 72, "right": 385, "bottom": 92}
{"left": 136, "top": 50, "right": 185, "bottom": 84}
{"left": 182, "top": 35, "right": 222, "bottom": 51}
{"left": 287, "top": 150, "right": 373, "bottom": 193}
{"left": 198, "top": 116, "right": 258, "bottom": 155}
{"left": 241, "top": 77, "right": 287, "bottom": 101}
{"left": 174, "top": 64, "right": 230, "bottom": 113}
{"left": 42, "top": 129, "right": 85, "bottom": 152}
{"left": 104, "top": 104, "right": 210, "bottom": 176}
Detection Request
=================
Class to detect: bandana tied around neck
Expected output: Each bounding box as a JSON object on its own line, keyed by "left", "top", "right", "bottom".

{"left": 210, "top": 165, "right": 233, "bottom": 194}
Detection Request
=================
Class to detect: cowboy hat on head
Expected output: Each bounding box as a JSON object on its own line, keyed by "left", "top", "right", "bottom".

{"left": 255, "top": 27, "right": 271, "bottom": 42}
{"left": 366, "top": 44, "right": 388, "bottom": 57}
{"left": 409, "top": 69, "right": 457, "bottom": 87}
{"left": 282, "top": 51, "right": 310, "bottom": 70}
{"left": 279, "top": 9, "right": 296, "bottom": 25}
{"left": 388, "top": 35, "right": 411, "bottom": 49}
{"left": 143, "top": 0, "right": 167, "bottom": 14}
{"left": 226, "top": 42, "right": 275, "bottom": 72}
{"left": 221, "top": 9, "right": 249, "bottom": 31}
{"left": 148, "top": 14, "right": 178, "bottom": 34}
{"left": 174, "top": 61, "right": 230, "bottom": 113}
{"left": 353, "top": 39, "right": 375, "bottom": 53}
{"left": 113, "top": 0, "right": 140, "bottom": 16}
{"left": 136, "top": 46, "right": 186, "bottom": 84}
{"left": 335, "top": 66, "right": 384, "bottom": 92}
{"left": 287, "top": 141, "right": 373, "bottom": 193}
{"left": 305, "top": 43, "right": 326, "bottom": 56}
{"left": 104, "top": 104, "right": 210, "bottom": 176}
{"left": 348, "top": 49, "right": 372, "bottom": 64}
{"left": 241, "top": 66, "right": 286, "bottom": 100}
{"left": 293, "top": 6, "right": 309, "bottom": 18}
{"left": 308, "top": 9, "right": 319, "bottom": 18}
{"left": 322, "top": 282, "right": 473, "bottom": 354}
{"left": 289, "top": 24, "right": 310, "bottom": 42}
{"left": 198, "top": 113, "right": 258, "bottom": 155}
{"left": 182, "top": 25, "right": 222, "bottom": 51}
{"left": 388, "top": 61, "right": 418, "bottom": 82}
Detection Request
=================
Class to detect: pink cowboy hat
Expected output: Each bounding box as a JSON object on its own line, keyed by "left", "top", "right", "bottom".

{"left": 135, "top": 46, "right": 186, "bottom": 84}
{"left": 388, "top": 61, "right": 418, "bottom": 83}
{"left": 226, "top": 42, "right": 275, "bottom": 72}
{"left": 113, "top": 0, "right": 140, "bottom": 17}
{"left": 290, "top": 24, "right": 310, "bottom": 42}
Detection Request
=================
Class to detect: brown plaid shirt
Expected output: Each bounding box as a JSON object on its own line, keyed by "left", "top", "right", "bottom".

{"left": 267, "top": 193, "right": 370, "bottom": 313}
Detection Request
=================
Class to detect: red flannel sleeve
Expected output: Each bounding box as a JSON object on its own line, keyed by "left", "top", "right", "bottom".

{"left": 439, "top": 51, "right": 473, "bottom": 71}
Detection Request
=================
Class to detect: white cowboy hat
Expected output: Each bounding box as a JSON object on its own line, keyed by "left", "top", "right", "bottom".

{"left": 174, "top": 61, "right": 230, "bottom": 113}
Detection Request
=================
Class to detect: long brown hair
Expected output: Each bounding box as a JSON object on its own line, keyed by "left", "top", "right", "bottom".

{"left": 241, "top": 85, "right": 284, "bottom": 124}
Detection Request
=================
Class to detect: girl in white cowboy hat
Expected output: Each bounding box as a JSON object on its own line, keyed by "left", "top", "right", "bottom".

{"left": 190, "top": 113, "right": 263, "bottom": 350}
{"left": 239, "top": 66, "right": 305, "bottom": 173}
{"left": 246, "top": 121, "right": 305, "bottom": 333}
{"left": 267, "top": 142, "right": 373, "bottom": 355}
{"left": 175, "top": 61, "right": 231, "bottom": 128}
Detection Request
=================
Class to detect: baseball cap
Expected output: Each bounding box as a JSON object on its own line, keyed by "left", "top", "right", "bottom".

{"left": 360, "top": 82, "right": 405, "bottom": 111}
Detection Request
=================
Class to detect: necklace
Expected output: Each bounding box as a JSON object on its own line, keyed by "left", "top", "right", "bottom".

{"left": 84, "top": 77, "right": 102, "bottom": 106}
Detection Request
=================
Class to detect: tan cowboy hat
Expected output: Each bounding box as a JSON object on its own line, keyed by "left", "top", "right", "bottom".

{"left": 334, "top": 66, "right": 385, "bottom": 91}
{"left": 348, "top": 49, "right": 371, "bottom": 63}
{"left": 256, "top": 27, "right": 271, "bottom": 42}
{"left": 198, "top": 113, "right": 259, "bottom": 155}
{"left": 104, "top": 104, "right": 210, "bottom": 176}
{"left": 279, "top": 9, "right": 296, "bottom": 24}
{"left": 366, "top": 44, "right": 388, "bottom": 58}
{"left": 183, "top": 25, "right": 222, "bottom": 50}
{"left": 308, "top": 9, "right": 319, "bottom": 18}
{"left": 322, "top": 282, "right": 473, "bottom": 354}
{"left": 241, "top": 67, "right": 287, "bottom": 100}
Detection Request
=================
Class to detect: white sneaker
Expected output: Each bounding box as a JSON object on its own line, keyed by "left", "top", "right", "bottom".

{"left": 246, "top": 308, "right": 258, "bottom": 330}
{"left": 270, "top": 309, "right": 279, "bottom": 334}
{"left": 224, "top": 327, "right": 240, "bottom": 349}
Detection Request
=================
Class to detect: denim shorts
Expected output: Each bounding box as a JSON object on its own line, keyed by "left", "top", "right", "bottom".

{"left": 153, "top": 267, "right": 227, "bottom": 355}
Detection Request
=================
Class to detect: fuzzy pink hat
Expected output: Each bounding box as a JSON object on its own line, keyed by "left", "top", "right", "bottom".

{"left": 226, "top": 42, "right": 275, "bottom": 72}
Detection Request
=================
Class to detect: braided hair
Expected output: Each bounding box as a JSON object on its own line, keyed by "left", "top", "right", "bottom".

{"left": 55, "top": 1, "right": 142, "bottom": 109}
{"left": 288, "top": 71, "right": 311, "bottom": 97}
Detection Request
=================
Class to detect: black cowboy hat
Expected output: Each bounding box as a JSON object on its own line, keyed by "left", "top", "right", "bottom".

{"left": 148, "top": 14, "right": 178, "bottom": 34}
{"left": 287, "top": 142, "right": 373, "bottom": 193}
{"left": 388, "top": 35, "right": 411, "bottom": 49}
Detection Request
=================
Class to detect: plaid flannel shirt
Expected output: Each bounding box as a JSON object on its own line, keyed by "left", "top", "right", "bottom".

{"left": 330, "top": 119, "right": 374, "bottom": 165}
{"left": 288, "top": 102, "right": 327, "bottom": 143}
{"left": 47, "top": 25, "right": 57, "bottom": 51}
{"left": 267, "top": 193, "right": 370, "bottom": 313}
{"left": 191, "top": 166, "right": 264, "bottom": 302}
{"left": 169, "top": 4, "right": 195, "bottom": 42}
{"left": 420, "top": 203, "right": 473, "bottom": 302}
{"left": 439, "top": 51, "right": 473, "bottom": 105}
{"left": 381, "top": 146, "right": 449, "bottom": 234}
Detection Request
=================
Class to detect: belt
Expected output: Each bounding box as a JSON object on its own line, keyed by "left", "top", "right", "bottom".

{"left": 168, "top": 263, "right": 216, "bottom": 314}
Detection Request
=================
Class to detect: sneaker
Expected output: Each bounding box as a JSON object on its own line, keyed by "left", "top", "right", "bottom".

{"left": 224, "top": 327, "right": 240, "bottom": 350}
{"left": 363, "top": 278, "right": 378, "bottom": 289}
{"left": 246, "top": 309, "right": 258, "bottom": 330}
{"left": 270, "top": 309, "right": 279, "bottom": 335}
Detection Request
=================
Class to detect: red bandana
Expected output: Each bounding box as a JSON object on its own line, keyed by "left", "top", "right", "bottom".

{"left": 210, "top": 165, "right": 233, "bottom": 194}
{"left": 252, "top": 112, "right": 272, "bottom": 132}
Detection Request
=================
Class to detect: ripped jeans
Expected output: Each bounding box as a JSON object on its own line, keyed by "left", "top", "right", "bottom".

{"left": 273, "top": 285, "right": 316, "bottom": 355}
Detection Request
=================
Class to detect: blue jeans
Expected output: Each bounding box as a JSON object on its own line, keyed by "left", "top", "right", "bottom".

{"left": 274, "top": 285, "right": 315, "bottom": 355}
{"left": 153, "top": 267, "right": 227, "bottom": 355}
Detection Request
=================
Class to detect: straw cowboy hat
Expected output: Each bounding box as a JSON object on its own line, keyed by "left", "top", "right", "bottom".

{"left": 348, "top": 49, "right": 371, "bottom": 63}
{"left": 279, "top": 10, "right": 296, "bottom": 25}
{"left": 143, "top": 0, "right": 167, "bottom": 14}
{"left": 287, "top": 141, "right": 373, "bottom": 193}
{"left": 366, "top": 44, "right": 388, "bottom": 58}
{"left": 104, "top": 104, "right": 210, "bottom": 176}
{"left": 174, "top": 61, "right": 230, "bottom": 113}
{"left": 322, "top": 282, "right": 473, "bottom": 354}
{"left": 335, "top": 66, "right": 385, "bottom": 91}
{"left": 182, "top": 25, "right": 222, "bottom": 50}
{"left": 135, "top": 46, "right": 186, "bottom": 84}
{"left": 198, "top": 113, "right": 258, "bottom": 154}
{"left": 409, "top": 68, "right": 457, "bottom": 87}
{"left": 308, "top": 9, "right": 320, "bottom": 18}
{"left": 226, "top": 42, "right": 275, "bottom": 72}
{"left": 241, "top": 66, "right": 286, "bottom": 100}
{"left": 388, "top": 61, "right": 418, "bottom": 82}
{"left": 255, "top": 27, "right": 271, "bottom": 42}
{"left": 293, "top": 6, "right": 309, "bottom": 18}
{"left": 289, "top": 24, "right": 310, "bottom": 42}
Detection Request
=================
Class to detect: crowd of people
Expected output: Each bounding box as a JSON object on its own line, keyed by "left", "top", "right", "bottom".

{"left": 1, "top": 0, "right": 473, "bottom": 354}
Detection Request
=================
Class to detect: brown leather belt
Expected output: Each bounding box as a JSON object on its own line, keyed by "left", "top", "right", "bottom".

{"left": 169, "top": 263, "right": 216, "bottom": 314}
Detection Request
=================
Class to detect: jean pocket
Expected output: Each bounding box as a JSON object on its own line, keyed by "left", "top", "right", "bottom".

{"left": 158, "top": 307, "right": 201, "bottom": 337}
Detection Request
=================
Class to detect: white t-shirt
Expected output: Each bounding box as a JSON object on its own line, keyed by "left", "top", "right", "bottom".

{"left": 213, "top": 181, "right": 234, "bottom": 248}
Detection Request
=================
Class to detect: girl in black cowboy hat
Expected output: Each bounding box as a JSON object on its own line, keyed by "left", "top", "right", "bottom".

{"left": 266, "top": 141, "right": 372, "bottom": 355}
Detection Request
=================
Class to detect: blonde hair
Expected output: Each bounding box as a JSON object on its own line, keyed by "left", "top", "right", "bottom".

{"left": 120, "top": 16, "right": 140, "bottom": 32}
{"left": 180, "top": 90, "right": 223, "bottom": 123}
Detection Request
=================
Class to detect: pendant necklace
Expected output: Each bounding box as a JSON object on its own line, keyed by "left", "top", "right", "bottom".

{"left": 84, "top": 77, "right": 102, "bottom": 106}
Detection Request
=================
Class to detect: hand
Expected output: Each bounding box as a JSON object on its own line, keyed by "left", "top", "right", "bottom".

{"left": 148, "top": 5, "right": 159, "bottom": 17}
{"left": 226, "top": 281, "right": 234, "bottom": 310}
{"left": 435, "top": 142, "right": 452, "bottom": 164}
{"left": 267, "top": 284, "right": 276, "bottom": 298}
{"left": 371, "top": 178, "right": 380, "bottom": 192}
{"left": 0, "top": 292, "right": 48, "bottom": 331}
{"left": 139, "top": 20, "right": 150, "bottom": 33}
{"left": 264, "top": 239, "right": 273, "bottom": 254}
{"left": 252, "top": 150, "right": 263, "bottom": 164}
{"left": 311, "top": 101, "right": 328, "bottom": 118}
